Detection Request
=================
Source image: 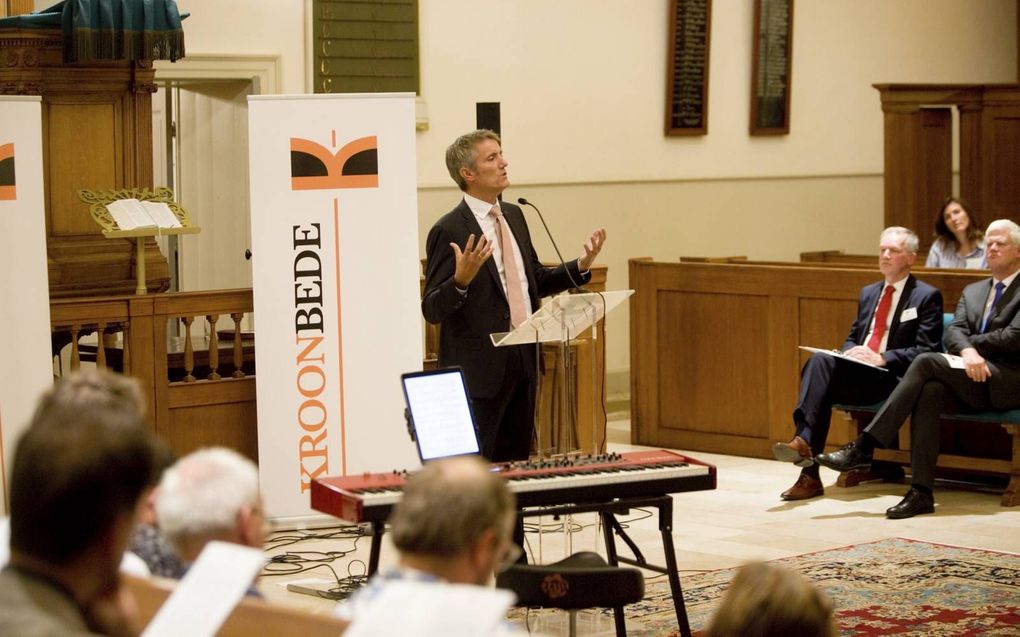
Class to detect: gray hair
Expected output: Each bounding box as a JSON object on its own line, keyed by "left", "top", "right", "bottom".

{"left": 156, "top": 447, "right": 260, "bottom": 551}
{"left": 880, "top": 226, "right": 919, "bottom": 254}
{"left": 445, "top": 129, "right": 501, "bottom": 191}
{"left": 389, "top": 456, "right": 515, "bottom": 557}
{"left": 986, "top": 219, "right": 1020, "bottom": 245}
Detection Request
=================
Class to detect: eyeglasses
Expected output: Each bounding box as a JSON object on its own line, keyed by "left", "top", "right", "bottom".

{"left": 495, "top": 542, "right": 523, "bottom": 573}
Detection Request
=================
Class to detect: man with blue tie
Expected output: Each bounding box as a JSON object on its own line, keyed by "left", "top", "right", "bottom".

{"left": 772, "top": 227, "right": 944, "bottom": 500}
{"left": 819, "top": 219, "right": 1020, "bottom": 518}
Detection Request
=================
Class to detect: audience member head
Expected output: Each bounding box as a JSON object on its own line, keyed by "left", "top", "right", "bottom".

{"left": 878, "top": 226, "right": 918, "bottom": 282}
{"left": 388, "top": 456, "right": 517, "bottom": 585}
{"left": 155, "top": 447, "right": 265, "bottom": 563}
{"left": 984, "top": 219, "right": 1020, "bottom": 279}
{"left": 8, "top": 370, "right": 158, "bottom": 603}
{"left": 706, "top": 561, "right": 836, "bottom": 637}
{"left": 934, "top": 197, "right": 983, "bottom": 249}
{"left": 445, "top": 129, "right": 507, "bottom": 196}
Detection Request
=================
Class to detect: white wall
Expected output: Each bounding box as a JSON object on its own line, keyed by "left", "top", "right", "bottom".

{"left": 175, "top": 0, "right": 1017, "bottom": 379}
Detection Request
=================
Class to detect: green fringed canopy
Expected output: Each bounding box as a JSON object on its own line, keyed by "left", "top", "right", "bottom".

{"left": 0, "top": 0, "right": 186, "bottom": 63}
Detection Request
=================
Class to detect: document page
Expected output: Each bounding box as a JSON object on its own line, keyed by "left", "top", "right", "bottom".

{"left": 140, "top": 201, "right": 182, "bottom": 228}
{"left": 940, "top": 353, "right": 966, "bottom": 369}
{"left": 106, "top": 198, "right": 156, "bottom": 230}
{"left": 798, "top": 346, "right": 888, "bottom": 372}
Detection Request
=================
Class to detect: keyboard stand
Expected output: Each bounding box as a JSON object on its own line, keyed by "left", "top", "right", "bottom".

{"left": 360, "top": 493, "right": 692, "bottom": 637}
{"left": 517, "top": 494, "right": 692, "bottom": 637}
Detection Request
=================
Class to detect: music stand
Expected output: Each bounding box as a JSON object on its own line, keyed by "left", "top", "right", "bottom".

{"left": 490, "top": 290, "right": 633, "bottom": 455}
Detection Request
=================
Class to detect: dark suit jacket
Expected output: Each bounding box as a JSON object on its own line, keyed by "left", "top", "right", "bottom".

{"left": 422, "top": 199, "right": 589, "bottom": 398}
{"left": 944, "top": 275, "right": 1020, "bottom": 408}
{"left": 840, "top": 275, "right": 944, "bottom": 378}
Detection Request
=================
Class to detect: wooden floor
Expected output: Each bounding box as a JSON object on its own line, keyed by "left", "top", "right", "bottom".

{"left": 258, "top": 412, "right": 1020, "bottom": 634}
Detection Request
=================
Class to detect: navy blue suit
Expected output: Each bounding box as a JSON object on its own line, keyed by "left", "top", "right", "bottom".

{"left": 794, "top": 275, "right": 944, "bottom": 455}
{"left": 422, "top": 199, "right": 588, "bottom": 460}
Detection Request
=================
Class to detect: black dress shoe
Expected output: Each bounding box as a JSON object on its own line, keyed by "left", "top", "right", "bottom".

{"left": 886, "top": 488, "right": 935, "bottom": 519}
{"left": 815, "top": 439, "right": 873, "bottom": 472}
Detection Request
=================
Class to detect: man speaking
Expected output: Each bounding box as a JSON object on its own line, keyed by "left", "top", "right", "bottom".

{"left": 422, "top": 130, "right": 606, "bottom": 461}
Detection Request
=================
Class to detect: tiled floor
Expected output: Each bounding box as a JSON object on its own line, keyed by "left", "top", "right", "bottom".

{"left": 258, "top": 413, "right": 1020, "bottom": 634}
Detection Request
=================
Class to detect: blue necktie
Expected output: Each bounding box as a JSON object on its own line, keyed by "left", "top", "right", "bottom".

{"left": 980, "top": 281, "right": 1006, "bottom": 333}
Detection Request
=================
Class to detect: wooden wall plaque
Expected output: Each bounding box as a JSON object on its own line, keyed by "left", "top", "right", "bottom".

{"left": 750, "top": 0, "right": 793, "bottom": 135}
{"left": 666, "top": 0, "right": 712, "bottom": 136}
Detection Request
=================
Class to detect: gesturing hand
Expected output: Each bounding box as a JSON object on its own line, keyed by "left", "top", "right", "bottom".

{"left": 452, "top": 233, "right": 494, "bottom": 288}
{"left": 578, "top": 228, "right": 607, "bottom": 271}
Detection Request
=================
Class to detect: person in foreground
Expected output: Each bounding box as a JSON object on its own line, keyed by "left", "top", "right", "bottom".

{"left": 818, "top": 219, "right": 1020, "bottom": 518}
{"left": 772, "top": 227, "right": 943, "bottom": 500}
{"left": 334, "top": 456, "right": 519, "bottom": 622}
{"left": 0, "top": 370, "right": 159, "bottom": 637}
{"left": 924, "top": 197, "right": 986, "bottom": 269}
{"left": 705, "top": 561, "right": 835, "bottom": 637}
{"left": 155, "top": 447, "right": 266, "bottom": 578}
{"left": 422, "top": 129, "right": 606, "bottom": 461}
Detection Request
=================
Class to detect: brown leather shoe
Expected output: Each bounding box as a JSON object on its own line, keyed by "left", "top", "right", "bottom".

{"left": 781, "top": 473, "right": 824, "bottom": 501}
{"left": 772, "top": 435, "right": 814, "bottom": 468}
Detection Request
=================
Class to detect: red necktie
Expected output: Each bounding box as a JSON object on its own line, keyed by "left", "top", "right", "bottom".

{"left": 490, "top": 206, "right": 529, "bottom": 328}
{"left": 866, "top": 285, "right": 895, "bottom": 353}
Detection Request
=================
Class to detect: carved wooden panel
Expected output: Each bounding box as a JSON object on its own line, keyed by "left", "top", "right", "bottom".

{"left": 0, "top": 27, "right": 163, "bottom": 297}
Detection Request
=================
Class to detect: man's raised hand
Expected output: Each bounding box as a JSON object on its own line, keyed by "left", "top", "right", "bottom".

{"left": 452, "top": 233, "right": 494, "bottom": 288}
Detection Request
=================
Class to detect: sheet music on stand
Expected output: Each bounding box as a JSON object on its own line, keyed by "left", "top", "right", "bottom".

{"left": 489, "top": 290, "right": 633, "bottom": 347}
{"left": 798, "top": 346, "right": 888, "bottom": 372}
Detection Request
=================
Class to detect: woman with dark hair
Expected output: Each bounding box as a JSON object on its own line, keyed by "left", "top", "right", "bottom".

{"left": 924, "top": 197, "right": 986, "bottom": 268}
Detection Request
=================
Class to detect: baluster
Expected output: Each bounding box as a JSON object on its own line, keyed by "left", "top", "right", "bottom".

{"left": 122, "top": 324, "right": 131, "bottom": 375}
{"left": 96, "top": 322, "right": 107, "bottom": 369}
{"left": 70, "top": 324, "right": 81, "bottom": 370}
{"left": 182, "top": 316, "right": 196, "bottom": 382}
{"left": 231, "top": 312, "right": 245, "bottom": 379}
{"left": 206, "top": 314, "right": 221, "bottom": 380}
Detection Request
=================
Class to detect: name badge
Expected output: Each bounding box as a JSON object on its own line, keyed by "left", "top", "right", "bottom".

{"left": 900, "top": 307, "right": 918, "bottom": 322}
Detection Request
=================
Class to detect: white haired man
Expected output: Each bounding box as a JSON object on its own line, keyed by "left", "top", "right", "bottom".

{"left": 771, "top": 227, "right": 943, "bottom": 500}
{"left": 155, "top": 447, "right": 266, "bottom": 575}
{"left": 819, "top": 219, "right": 1020, "bottom": 518}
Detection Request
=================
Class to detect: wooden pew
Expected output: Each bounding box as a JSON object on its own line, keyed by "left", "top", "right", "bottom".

{"left": 126, "top": 575, "right": 349, "bottom": 636}
{"left": 628, "top": 257, "right": 1018, "bottom": 499}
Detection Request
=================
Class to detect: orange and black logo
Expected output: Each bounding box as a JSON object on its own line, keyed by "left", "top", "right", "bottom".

{"left": 290, "top": 135, "right": 378, "bottom": 191}
{"left": 0, "top": 143, "right": 14, "bottom": 201}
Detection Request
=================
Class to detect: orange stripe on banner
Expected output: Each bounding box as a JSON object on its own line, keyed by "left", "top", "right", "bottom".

{"left": 333, "top": 198, "right": 348, "bottom": 476}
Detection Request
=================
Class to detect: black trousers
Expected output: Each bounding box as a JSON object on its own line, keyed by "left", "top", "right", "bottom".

{"left": 472, "top": 345, "right": 536, "bottom": 462}
{"left": 864, "top": 352, "right": 994, "bottom": 490}
{"left": 793, "top": 353, "right": 899, "bottom": 456}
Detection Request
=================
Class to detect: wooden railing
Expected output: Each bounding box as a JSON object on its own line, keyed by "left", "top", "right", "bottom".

{"left": 50, "top": 289, "right": 258, "bottom": 460}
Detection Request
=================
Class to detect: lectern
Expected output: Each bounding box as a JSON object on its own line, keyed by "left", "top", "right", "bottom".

{"left": 492, "top": 290, "right": 633, "bottom": 456}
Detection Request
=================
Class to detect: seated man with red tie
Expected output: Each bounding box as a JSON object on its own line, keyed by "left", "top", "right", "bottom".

{"left": 422, "top": 130, "right": 606, "bottom": 461}
{"left": 818, "top": 219, "right": 1020, "bottom": 518}
{"left": 772, "top": 227, "right": 944, "bottom": 500}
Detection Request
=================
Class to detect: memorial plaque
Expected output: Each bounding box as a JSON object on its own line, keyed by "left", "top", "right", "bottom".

{"left": 665, "top": 0, "right": 712, "bottom": 136}
{"left": 750, "top": 0, "right": 793, "bottom": 134}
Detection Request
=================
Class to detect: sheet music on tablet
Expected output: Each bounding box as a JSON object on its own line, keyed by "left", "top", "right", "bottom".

{"left": 798, "top": 346, "right": 888, "bottom": 372}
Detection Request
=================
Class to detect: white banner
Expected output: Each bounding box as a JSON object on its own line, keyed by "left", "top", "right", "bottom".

{"left": 248, "top": 94, "right": 422, "bottom": 522}
{"left": 0, "top": 97, "right": 54, "bottom": 515}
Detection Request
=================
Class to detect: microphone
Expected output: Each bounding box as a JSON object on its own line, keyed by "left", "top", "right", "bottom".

{"left": 517, "top": 197, "right": 583, "bottom": 291}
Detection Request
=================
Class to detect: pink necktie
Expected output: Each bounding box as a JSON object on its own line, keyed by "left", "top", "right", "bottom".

{"left": 490, "top": 205, "right": 529, "bottom": 328}
{"left": 866, "top": 285, "right": 895, "bottom": 353}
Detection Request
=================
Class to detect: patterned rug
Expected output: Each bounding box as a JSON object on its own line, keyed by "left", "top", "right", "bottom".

{"left": 628, "top": 538, "right": 1020, "bottom": 636}
{"left": 511, "top": 538, "right": 1020, "bottom": 636}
